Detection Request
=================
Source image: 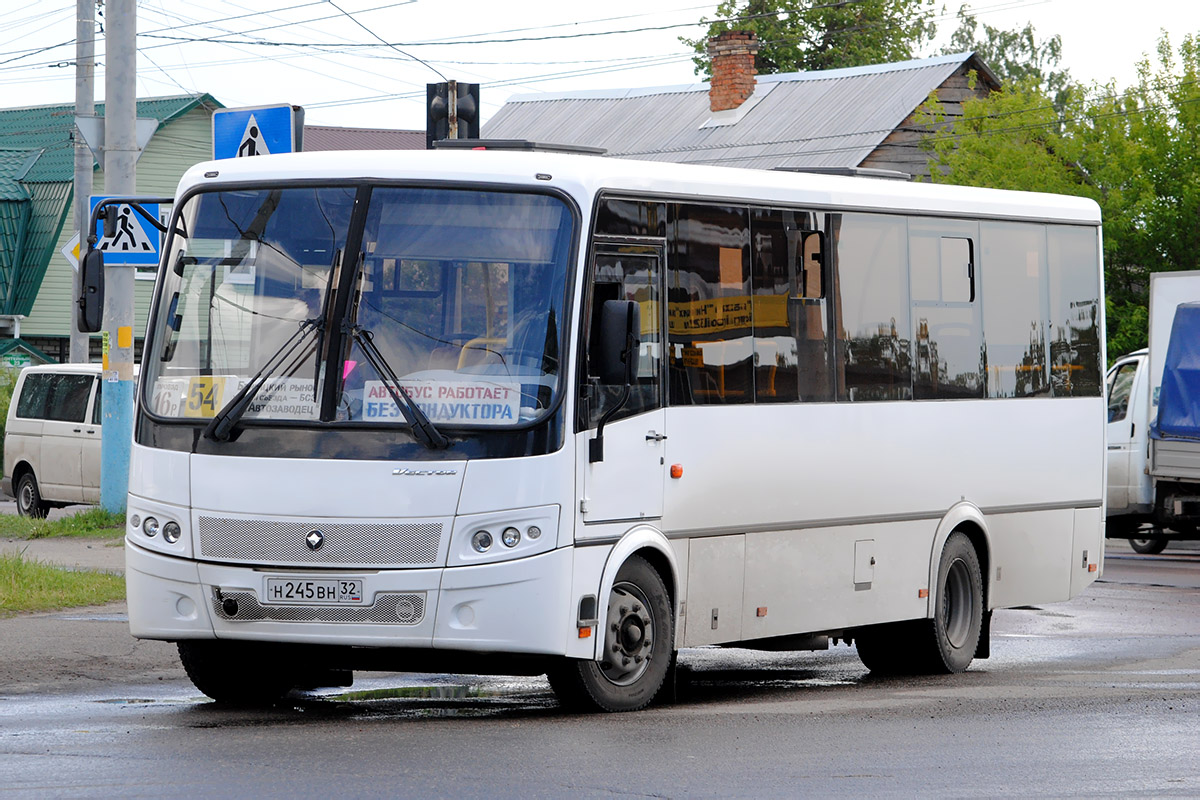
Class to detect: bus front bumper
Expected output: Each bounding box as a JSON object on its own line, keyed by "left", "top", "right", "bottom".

{"left": 125, "top": 542, "right": 574, "bottom": 655}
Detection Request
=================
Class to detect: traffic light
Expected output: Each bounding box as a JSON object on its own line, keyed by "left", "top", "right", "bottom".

{"left": 426, "top": 81, "right": 481, "bottom": 149}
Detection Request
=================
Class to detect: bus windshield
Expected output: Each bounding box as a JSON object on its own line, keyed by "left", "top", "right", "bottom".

{"left": 143, "top": 184, "right": 573, "bottom": 430}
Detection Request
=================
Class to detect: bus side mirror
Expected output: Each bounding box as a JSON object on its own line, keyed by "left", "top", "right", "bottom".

{"left": 589, "top": 300, "right": 640, "bottom": 464}
{"left": 596, "top": 299, "right": 640, "bottom": 385}
{"left": 77, "top": 248, "right": 105, "bottom": 333}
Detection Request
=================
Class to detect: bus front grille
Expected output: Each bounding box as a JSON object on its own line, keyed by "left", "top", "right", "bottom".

{"left": 197, "top": 516, "right": 442, "bottom": 567}
{"left": 211, "top": 588, "right": 426, "bottom": 625}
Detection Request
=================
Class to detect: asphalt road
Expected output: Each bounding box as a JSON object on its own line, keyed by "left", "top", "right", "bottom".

{"left": 0, "top": 547, "right": 1196, "bottom": 798}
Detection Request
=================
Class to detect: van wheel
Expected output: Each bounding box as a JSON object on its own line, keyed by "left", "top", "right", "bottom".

{"left": 15, "top": 472, "right": 50, "bottom": 518}
{"left": 178, "top": 641, "right": 297, "bottom": 705}
{"left": 1129, "top": 537, "right": 1168, "bottom": 555}
{"left": 547, "top": 555, "right": 674, "bottom": 712}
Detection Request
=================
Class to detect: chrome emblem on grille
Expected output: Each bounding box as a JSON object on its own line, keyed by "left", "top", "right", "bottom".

{"left": 305, "top": 530, "right": 325, "bottom": 550}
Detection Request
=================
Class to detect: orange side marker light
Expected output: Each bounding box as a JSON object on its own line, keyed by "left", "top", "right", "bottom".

{"left": 578, "top": 626, "right": 592, "bottom": 638}
{"left": 670, "top": 464, "right": 684, "bottom": 479}
{"left": 918, "top": 589, "right": 929, "bottom": 598}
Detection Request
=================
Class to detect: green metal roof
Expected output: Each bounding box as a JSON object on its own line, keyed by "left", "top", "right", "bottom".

{"left": 0, "top": 93, "right": 222, "bottom": 183}
{"left": 0, "top": 337, "right": 53, "bottom": 365}
{"left": 0, "top": 94, "right": 222, "bottom": 317}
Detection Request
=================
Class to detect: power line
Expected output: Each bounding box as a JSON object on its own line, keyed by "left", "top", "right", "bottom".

{"left": 325, "top": 0, "right": 445, "bottom": 81}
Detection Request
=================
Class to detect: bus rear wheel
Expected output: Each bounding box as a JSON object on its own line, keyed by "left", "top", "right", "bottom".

{"left": 547, "top": 555, "right": 674, "bottom": 712}
{"left": 856, "top": 531, "right": 983, "bottom": 675}
{"left": 178, "top": 641, "right": 297, "bottom": 705}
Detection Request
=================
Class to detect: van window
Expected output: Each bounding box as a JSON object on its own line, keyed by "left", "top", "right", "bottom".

{"left": 92, "top": 380, "right": 103, "bottom": 425}
{"left": 15, "top": 373, "right": 53, "bottom": 418}
{"left": 16, "top": 373, "right": 93, "bottom": 423}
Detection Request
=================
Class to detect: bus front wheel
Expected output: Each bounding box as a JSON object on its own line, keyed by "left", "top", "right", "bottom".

{"left": 178, "top": 641, "right": 297, "bottom": 705}
{"left": 856, "top": 531, "right": 983, "bottom": 675}
{"left": 547, "top": 555, "right": 674, "bottom": 712}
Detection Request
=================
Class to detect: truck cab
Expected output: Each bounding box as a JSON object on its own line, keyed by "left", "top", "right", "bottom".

{"left": 1106, "top": 350, "right": 1154, "bottom": 535}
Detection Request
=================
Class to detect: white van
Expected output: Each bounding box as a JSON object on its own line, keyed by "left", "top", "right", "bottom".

{"left": 2, "top": 363, "right": 104, "bottom": 517}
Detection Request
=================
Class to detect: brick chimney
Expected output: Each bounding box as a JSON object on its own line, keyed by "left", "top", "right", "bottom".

{"left": 708, "top": 31, "right": 759, "bottom": 112}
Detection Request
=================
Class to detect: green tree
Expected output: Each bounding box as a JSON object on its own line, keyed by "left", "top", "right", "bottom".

{"left": 682, "top": 0, "right": 938, "bottom": 77}
{"left": 920, "top": 33, "right": 1200, "bottom": 358}
{"left": 941, "top": 5, "right": 1072, "bottom": 107}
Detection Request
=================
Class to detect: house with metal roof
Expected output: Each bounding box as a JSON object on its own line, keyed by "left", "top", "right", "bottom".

{"left": 0, "top": 93, "right": 223, "bottom": 362}
{"left": 482, "top": 33, "right": 1000, "bottom": 177}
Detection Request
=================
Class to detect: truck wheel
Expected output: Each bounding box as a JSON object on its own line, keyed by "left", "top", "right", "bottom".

{"left": 178, "top": 641, "right": 297, "bottom": 705}
{"left": 15, "top": 471, "right": 50, "bottom": 518}
{"left": 1129, "top": 537, "right": 1168, "bottom": 555}
{"left": 856, "top": 531, "right": 983, "bottom": 675}
{"left": 547, "top": 555, "right": 674, "bottom": 712}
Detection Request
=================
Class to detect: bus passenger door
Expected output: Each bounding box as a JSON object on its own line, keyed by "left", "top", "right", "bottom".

{"left": 580, "top": 248, "right": 665, "bottom": 523}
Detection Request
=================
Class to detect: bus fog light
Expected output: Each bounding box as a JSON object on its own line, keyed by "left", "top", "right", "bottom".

{"left": 129, "top": 514, "right": 141, "bottom": 529}
{"left": 162, "top": 521, "right": 182, "bottom": 544}
{"left": 527, "top": 525, "right": 542, "bottom": 540}
{"left": 143, "top": 517, "right": 160, "bottom": 537}
{"left": 501, "top": 527, "right": 521, "bottom": 547}
{"left": 471, "top": 530, "right": 493, "bottom": 552}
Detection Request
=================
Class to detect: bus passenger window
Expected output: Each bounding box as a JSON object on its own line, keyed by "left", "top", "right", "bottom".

{"left": 750, "top": 207, "right": 831, "bottom": 403}
{"left": 667, "top": 203, "right": 753, "bottom": 406}
{"left": 833, "top": 214, "right": 912, "bottom": 401}
{"left": 909, "top": 220, "right": 983, "bottom": 400}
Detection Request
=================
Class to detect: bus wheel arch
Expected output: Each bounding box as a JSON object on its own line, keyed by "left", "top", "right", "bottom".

{"left": 857, "top": 510, "right": 989, "bottom": 675}
{"left": 548, "top": 529, "right": 678, "bottom": 712}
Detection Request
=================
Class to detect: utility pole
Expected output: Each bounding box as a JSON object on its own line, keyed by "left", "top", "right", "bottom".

{"left": 70, "top": 0, "right": 94, "bottom": 364}
{"left": 100, "top": 0, "right": 136, "bottom": 513}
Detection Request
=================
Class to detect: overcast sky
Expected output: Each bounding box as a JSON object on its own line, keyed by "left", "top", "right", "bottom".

{"left": 1, "top": 0, "right": 1197, "bottom": 131}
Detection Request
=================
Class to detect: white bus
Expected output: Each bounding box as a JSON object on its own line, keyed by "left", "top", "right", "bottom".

{"left": 121, "top": 147, "right": 1106, "bottom": 711}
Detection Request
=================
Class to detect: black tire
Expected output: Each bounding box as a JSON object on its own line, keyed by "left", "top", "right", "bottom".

{"left": 15, "top": 471, "right": 49, "bottom": 518}
{"left": 925, "top": 532, "right": 984, "bottom": 673}
{"left": 856, "top": 531, "right": 983, "bottom": 675}
{"left": 1129, "top": 537, "right": 1168, "bottom": 555}
{"left": 178, "top": 641, "right": 297, "bottom": 705}
{"left": 547, "top": 555, "right": 674, "bottom": 712}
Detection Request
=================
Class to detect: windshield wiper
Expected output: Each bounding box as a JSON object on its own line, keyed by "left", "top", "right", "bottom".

{"left": 352, "top": 326, "right": 448, "bottom": 450}
{"left": 203, "top": 317, "right": 322, "bottom": 442}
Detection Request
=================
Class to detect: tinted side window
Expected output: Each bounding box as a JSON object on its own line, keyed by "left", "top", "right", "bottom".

{"left": 15, "top": 373, "right": 53, "bottom": 419}
{"left": 595, "top": 198, "right": 667, "bottom": 238}
{"left": 92, "top": 379, "right": 103, "bottom": 425}
{"left": 1048, "top": 226, "right": 1103, "bottom": 397}
{"left": 45, "top": 375, "right": 94, "bottom": 423}
{"left": 981, "top": 222, "right": 1049, "bottom": 398}
{"left": 833, "top": 214, "right": 912, "bottom": 401}
{"left": 751, "top": 208, "right": 831, "bottom": 402}
{"left": 910, "top": 218, "right": 983, "bottom": 399}
{"left": 667, "top": 203, "right": 753, "bottom": 405}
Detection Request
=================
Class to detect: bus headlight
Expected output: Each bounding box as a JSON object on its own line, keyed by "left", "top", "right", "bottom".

{"left": 501, "top": 527, "right": 521, "bottom": 548}
{"left": 142, "top": 517, "right": 160, "bottom": 537}
{"left": 162, "top": 521, "right": 182, "bottom": 544}
{"left": 471, "top": 530, "right": 493, "bottom": 552}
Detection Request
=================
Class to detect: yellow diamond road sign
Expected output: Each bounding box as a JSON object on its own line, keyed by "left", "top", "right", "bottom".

{"left": 61, "top": 231, "right": 81, "bottom": 271}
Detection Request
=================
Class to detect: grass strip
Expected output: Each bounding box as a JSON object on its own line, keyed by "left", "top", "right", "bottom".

{"left": 0, "top": 508, "right": 125, "bottom": 540}
{"left": 0, "top": 552, "right": 125, "bottom": 616}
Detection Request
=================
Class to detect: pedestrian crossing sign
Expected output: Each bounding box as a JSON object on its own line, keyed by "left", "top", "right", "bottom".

{"left": 89, "top": 197, "right": 161, "bottom": 267}
{"left": 212, "top": 104, "right": 300, "bottom": 160}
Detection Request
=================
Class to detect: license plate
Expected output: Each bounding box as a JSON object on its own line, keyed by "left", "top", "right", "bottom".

{"left": 265, "top": 578, "right": 363, "bottom": 605}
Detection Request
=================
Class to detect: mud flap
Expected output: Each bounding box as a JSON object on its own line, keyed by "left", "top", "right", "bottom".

{"left": 975, "top": 608, "right": 992, "bottom": 659}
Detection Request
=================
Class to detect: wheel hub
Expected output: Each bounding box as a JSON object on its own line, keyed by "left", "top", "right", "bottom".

{"left": 599, "top": 583, "right": 654, "bottom": 686}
